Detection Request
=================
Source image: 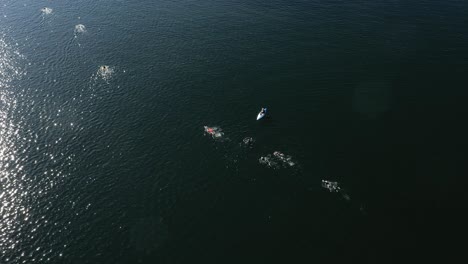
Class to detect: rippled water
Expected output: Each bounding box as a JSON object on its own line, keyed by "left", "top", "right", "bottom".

{"left": 1, "top": 0, "right": 468, "bottom": 263}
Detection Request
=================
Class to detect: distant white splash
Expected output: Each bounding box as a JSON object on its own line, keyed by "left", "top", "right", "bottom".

{"left": 40, "top": 7, "right": 53, "bottom": 15}
{"left": 321, "top": 180, "right": 341, "bottom": 192}
{"left": 241, "top": 137, "right": 254, "bottom": 147}
{"left": 259, "top": 151, "right": 296, "bottom": 169}
{"left": 321, "top": 180, "right": 351, "bottom": 201}
{"left": 74, "top": 24, "right": 86, "bottom": 34}
{"left": 259, "top": 156, "right": 279, "bottom": 168}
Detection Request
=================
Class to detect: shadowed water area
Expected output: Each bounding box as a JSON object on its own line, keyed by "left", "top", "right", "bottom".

{"left": 1, "top": 0, "right": 467, "bottom": 263}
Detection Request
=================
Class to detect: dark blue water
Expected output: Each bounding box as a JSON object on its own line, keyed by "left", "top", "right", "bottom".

{"left": 1, "top": 0, "right": 467, "bottom": 263}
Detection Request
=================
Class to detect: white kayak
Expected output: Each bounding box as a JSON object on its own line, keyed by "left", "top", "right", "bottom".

{"left": 256, "top": 108, "right": 267, "bottom": 120}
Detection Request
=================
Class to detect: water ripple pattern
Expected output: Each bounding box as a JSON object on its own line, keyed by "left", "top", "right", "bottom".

{"left": 1, "top": 0, "right": 466, "bottom": 263}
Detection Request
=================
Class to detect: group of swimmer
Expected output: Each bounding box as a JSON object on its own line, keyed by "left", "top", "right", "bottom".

{"left": 204, "top": 108, "right": 354, "bottom": 202}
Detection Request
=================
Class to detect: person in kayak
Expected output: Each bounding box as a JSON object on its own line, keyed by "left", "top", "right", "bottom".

{"left": 261, "top": 108, "right": 267, "bottom": 114}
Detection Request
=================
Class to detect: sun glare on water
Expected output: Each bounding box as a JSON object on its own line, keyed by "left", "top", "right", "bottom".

{"left": 0, "top": 34, "right": 28, "bottom": 260}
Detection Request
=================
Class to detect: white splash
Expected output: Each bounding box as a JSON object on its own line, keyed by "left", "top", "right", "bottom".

{"left": 321, "top": 180, "right": 351, "bottom": 201}
{"left": 242, "top": 137, "right": 254, "bottom": 146}
{"left": 40, "top": 7, "right": 53, "bottom": 15}
{"left": 74, "top": 24, "right": 86, "bottom": 34}
{"left": 321, "top": 180, "right": 341, "bottom": 192}
{"left": 204, "top": 126, "right": 224, "bottom": 139}
{"left": 97, "top": 65, "right": 114, "bottom": 81}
